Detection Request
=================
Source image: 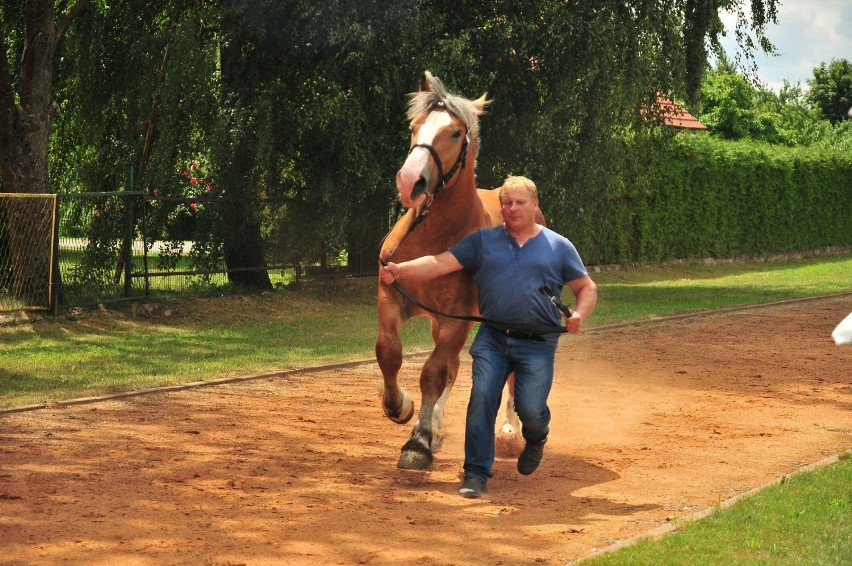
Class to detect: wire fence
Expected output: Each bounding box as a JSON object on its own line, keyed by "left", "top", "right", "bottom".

{"left": 0, "top": 193, "right": 58, "bottom": 312}
{"left": 0, "top": 191, "right": 335, "bottom": 313}
{"left": 54, "top": 191, "right": 148, "bottom": 309}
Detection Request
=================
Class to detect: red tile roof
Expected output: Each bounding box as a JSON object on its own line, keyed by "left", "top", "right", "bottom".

{"left": 647, "top": 93, "right": 707, "bottom": 130}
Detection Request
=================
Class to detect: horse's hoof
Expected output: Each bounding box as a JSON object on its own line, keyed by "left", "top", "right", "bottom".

{"left": 397, "top": 448, "right": 433, "bottom": 470}
{"left": 397, "top": 436, "right": 433, "bottom": 469}
{"left": 495, "top": 433, "right": 524, "bottom": 459}
{"left": 430, "top": 432, "right": 445, "bottom": 453}
{"left": 383, "top": 394, "right": 415, "bottom": 424}
{"left": 500, "top": 422, "right": 518, "bottom": 436}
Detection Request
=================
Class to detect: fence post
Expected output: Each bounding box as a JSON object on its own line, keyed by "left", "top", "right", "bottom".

{"left": 48, "top": 195, "right": 60, "bottom": 315}
{"left": 141, "top": 187, "right": 149, "bottom": 296}
{"left": 123, "top": 166, "right": 135, "bottom": 298}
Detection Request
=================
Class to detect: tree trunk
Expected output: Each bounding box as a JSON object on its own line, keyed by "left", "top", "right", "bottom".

{"left": 216, "top": 7, "right": 272, "bottom": 289}
{"left": 221, "top": 201, "right": 272, "bottom": 288}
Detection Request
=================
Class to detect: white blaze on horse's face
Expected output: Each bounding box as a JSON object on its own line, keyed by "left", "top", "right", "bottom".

{"left": 396, "top": 109, "right": 458, "bottom": 208}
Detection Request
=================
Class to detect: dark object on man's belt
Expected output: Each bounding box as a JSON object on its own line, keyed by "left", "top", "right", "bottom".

{"left": 504, "top": 329, "right": 546, "bottom": 342}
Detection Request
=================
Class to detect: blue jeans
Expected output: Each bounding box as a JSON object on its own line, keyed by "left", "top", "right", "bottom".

{"left": 463, "top": 324, "right": 560, "bottom": 482}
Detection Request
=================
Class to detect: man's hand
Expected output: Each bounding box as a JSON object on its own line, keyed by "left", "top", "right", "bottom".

{"left": 380, "top": 263, "right": 399, "bottom": 285}
{"left": 566, "top": 275, "right": 597, "bottom": 334}
{"left": 565, "top": 311, "right": 584, "bottom": 334}
{"left": 380, "top": 252, "right": 463, "bottom": 284}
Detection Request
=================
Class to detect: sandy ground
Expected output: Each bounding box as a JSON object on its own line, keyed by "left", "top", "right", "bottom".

{"left": 1, "top": 295, "right": 850, "bottom": 565}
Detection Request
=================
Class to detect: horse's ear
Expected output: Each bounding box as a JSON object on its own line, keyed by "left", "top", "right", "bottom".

{"left": 472, "top": 92, "right": 490, "bottom": 114}
{"left": 419, "top": 71, "right": 434, "bottom": 93}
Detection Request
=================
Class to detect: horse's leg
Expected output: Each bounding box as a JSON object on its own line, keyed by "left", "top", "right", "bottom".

{"left": 430, "top": 385, "right": 452, "bottom": 452}
{"left": 398, "top": 320, "right": 470, "bottom": 469}
{"left": 500, "top": 373, "right": 520, "bottom": 436}
{"left": 376, "top": 293, "right": 414, "bottom": 424}
{"left": 495, "top": 372, "right": 523, "bottom": 458}
{"left": 427, "top": 318, "right": 462, "bottom": 452}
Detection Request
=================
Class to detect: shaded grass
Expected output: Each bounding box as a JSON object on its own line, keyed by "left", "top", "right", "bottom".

{"left": 1, "top": 306, "right": 433, "bottom": 405}
{"left": 1, "top": 282, "right": 435, "bottom": 406}
{"left": 1, "top": 252, "right": 850, "bottom": 407}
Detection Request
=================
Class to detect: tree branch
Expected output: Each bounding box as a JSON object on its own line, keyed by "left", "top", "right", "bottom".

{"left": 57, "top": 0, "right": 90, "bottom": 41}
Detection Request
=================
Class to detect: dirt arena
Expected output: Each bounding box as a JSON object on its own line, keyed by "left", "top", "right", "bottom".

{"left": 1, "top": 295, "right": 850, "bottom": 565}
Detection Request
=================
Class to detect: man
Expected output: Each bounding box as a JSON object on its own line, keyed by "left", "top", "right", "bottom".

{"left": 380, "top": 175, "right": 597, "bottom": 498}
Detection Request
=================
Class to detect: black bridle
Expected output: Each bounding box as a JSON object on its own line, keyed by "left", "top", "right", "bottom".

{"left": 402, "top": 135, "right": 470, "bottom": 236}
{"left": 410, "top": 132, "right": 469, "bottom": 202}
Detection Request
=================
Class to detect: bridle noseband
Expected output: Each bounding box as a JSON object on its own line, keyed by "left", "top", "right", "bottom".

{"left": 408, "top": 133, "right": 469, "bottom": 200}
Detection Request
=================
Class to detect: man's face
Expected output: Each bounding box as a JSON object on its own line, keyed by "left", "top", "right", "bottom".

{"left": 500, "top": 187, "right": 539, "bottom": 232}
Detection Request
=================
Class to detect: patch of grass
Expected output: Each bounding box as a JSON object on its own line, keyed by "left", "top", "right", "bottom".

{"left": 1, "top": 253, "right": 850, "bottom": 407}
{"left": 583, "top": 454, "right": 852, "bottom": 565}
{"left": 0, "top": 292, "right": 434, "bottom": 406}
{"left": 588, "top": 253, "right": 852, "bottom": 325}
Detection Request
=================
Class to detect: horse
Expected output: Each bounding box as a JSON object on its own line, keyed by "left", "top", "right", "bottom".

{"left": 376, "top": 71, "right": 542, "bottom": 470}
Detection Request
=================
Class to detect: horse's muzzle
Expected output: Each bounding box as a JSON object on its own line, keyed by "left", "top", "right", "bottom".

{"left": 396, "top": 148, "right": 434, "bottom": 207}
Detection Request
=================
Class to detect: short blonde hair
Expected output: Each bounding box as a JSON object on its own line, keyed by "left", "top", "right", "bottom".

{"left": 499, "top": 175, "right": 539, "bottom": 202}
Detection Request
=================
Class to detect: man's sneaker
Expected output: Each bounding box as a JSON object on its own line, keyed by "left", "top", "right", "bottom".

{"left": 458, "top": 476, "right": 487, "bottom": 498}
{"left": 517, "top": 439, "right": 547, "bottom": 475}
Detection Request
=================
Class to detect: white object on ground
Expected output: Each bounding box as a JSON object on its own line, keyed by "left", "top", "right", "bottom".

{"left": 831, "top": 312, "right": 852, "bottom": 345}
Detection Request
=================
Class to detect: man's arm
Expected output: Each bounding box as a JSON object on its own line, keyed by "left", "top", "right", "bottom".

{"left": 565, "top": 275, "right": 597, "bottom": 334}
{"left": 380, "top": 251, "right": 463, "bottom": 284}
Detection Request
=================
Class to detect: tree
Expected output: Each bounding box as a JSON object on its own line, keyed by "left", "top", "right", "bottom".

{"left": 682, "top": 0, "right": 780, "bottom": 109}
{"left": 7, "top": 0, "right": 794, "bottom": 292}
{"left": 0, "top": 0, "right": 90, "bottom": 195}
{"left": 0, "top": 0, "right": 90, "bottom": 304}
{"left": 697, "top": 56, "right": 852, "bottom": 148}
{"left": 807, "top": 59, "right": 852, "bottom": 124}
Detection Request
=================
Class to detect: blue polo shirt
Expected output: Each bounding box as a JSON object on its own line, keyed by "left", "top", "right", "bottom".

{"left": 449, "top": 225, "right": 587, "bottom": 328}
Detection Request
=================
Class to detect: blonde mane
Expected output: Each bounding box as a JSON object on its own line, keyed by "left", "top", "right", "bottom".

{"left": 406, "top": 72, "right": 487, "bottom": 157}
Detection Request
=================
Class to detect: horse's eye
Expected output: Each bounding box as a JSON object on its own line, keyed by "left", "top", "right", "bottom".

{"left": 451, "top": 130, "right": 462, "bottom": 139}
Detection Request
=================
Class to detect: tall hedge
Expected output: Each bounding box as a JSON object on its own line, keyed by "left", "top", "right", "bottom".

{"left": 570, "top": 133, "right": 852, "bottom": 265}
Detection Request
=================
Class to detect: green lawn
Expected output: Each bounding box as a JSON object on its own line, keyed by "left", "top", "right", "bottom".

{"left": 2, "top": 252, "right": 850, "bottom": 407}
{"left": 583, "top": 453, "right": 851, "bottom": 565}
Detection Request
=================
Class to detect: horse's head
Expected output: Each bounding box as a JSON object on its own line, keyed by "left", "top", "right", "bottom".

{"left": 396, "top": 71, "right": 489, "bottom": 209}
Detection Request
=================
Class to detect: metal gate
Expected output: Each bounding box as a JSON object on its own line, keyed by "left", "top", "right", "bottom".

{"left": 0, "top": 191, "right": 146, "bottom": 314}
{"left": 0, "top": 193, "right": 59, "bottom": 313}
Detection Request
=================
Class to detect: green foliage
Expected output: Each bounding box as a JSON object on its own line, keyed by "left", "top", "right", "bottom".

{"left": 597, "top": 134, "right": 852, "bottom": 264}
{"left": 807, "top": 58, "right": 852, "bottom": 124}
{"left": 698, "top": 68, "right": 840, "bottom": 147}
{"left": 699, "top": 70, "right": 759, "bottom": 140}
{"left": 23, "top": 0, "right": 829, "bottom": 276}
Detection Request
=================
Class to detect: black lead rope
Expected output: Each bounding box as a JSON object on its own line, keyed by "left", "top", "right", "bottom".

{"left": 385, "top": 279, "right": 570, "bottom": 334}
{"left": 377, "top": 189, "right": 572, "bottom": 334}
